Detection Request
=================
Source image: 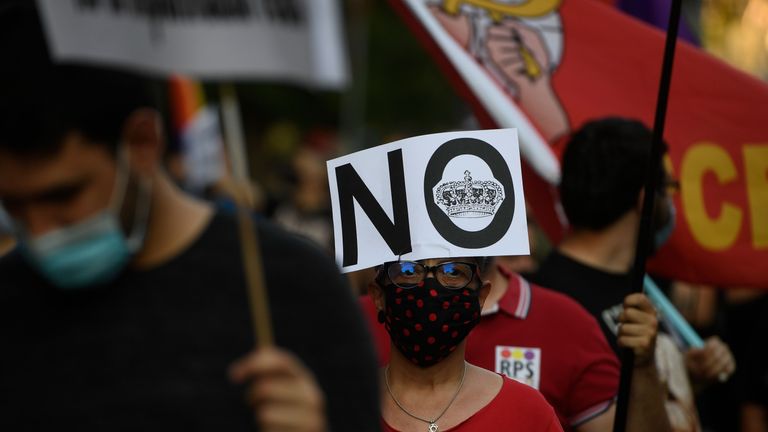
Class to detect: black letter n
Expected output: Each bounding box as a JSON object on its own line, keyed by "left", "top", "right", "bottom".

{"left": 335, "top": 149, "right": 412, "bottom": 267}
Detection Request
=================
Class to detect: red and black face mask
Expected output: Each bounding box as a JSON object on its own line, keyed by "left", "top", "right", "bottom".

{"left": 379, "top": 278, "right": 481, "bottom": 368}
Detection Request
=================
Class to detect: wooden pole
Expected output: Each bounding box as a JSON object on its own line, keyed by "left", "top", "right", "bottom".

{"left": 219, "top": 83, "right": 273, "bottom": 347}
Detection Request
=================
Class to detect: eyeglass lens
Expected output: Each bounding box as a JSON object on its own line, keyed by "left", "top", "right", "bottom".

{"left": 388, "top": 261, "right": 474, "bottom": 289}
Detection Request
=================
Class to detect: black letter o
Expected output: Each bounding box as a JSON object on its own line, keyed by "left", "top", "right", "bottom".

{"left": 424, "top": 138, "right": 515, "bottom": 248}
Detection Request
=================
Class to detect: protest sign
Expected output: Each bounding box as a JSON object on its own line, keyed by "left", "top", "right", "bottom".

{"left": 37, "top": 0, "right": 348, "bottom": 87}
{"left": 328, "top": 129, "right": 529, "bottom": 273}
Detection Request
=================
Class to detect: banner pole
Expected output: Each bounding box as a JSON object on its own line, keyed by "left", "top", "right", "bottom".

{"left": 612, "top": 0, "right": 683, "bottom": 431}
{"left": 219, "top": 83, "right": 274, "bottom": 348}
{"left": 220, "top": 83, "right": 250, "bottom": 179}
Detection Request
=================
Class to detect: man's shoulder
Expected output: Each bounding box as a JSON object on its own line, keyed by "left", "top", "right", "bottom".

{"left": 254, "top": 217, "right": 341, "bottom": 280}
{"left": 253, "top": 215, "right": 296, "bottom": 246}
{"left": 211, "top": 210, "right": 332, "bottom": 265}
{"left": 247, "top": 215, "right": 351, "bottom": 295}
{"left": 530, "top": 251, "right": 576, "bottom": 285}
{"left": 515, "top": 282, "right": 612, "bottom": 356}
{"left": 530, "top": 251, "right": 613, "bottom": 304}
{"left": 530, "top": 283, "right": 598, "bottom": 326}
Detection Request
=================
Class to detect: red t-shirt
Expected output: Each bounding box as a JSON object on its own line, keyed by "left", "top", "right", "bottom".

{"left": 381, "top": 376, "right": 563, "bottom": 432}
{"left": 361, "top": 267, "right": 619, "bottom": 430}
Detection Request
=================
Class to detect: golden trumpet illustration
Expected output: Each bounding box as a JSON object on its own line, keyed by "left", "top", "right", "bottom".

{"left": 442, "top": 0, "right": 560, "bottom": 21}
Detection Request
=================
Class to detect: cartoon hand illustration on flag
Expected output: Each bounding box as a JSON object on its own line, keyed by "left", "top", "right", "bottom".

{"left": 429, "top": 0, "right": 570, "bottom": 142}
{"left": 485, "top": 19, "right": 570, "bottom": 142}
{"left": 429, "top": 4, "right": 472, "bottom": 48}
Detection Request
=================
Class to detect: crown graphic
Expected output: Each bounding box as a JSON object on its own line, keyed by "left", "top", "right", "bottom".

{"left": 434, "top": 170, "right": 504, "bottom": 218}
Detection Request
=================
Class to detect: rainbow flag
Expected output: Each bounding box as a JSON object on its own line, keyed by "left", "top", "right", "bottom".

{"left": 168, "top": 75, "right": 226, "bottom": 193}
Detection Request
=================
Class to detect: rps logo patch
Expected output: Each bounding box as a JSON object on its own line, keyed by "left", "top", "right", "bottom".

{"left": 495, "top": 345, "right": 541, "bottom": 389}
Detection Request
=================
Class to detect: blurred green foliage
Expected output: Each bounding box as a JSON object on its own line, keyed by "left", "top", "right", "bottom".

{"left": 363, "top": 0, "right": 466, "bottom": 138}
{"left": 213, "top": 0, "right": 467, "bottom": 152}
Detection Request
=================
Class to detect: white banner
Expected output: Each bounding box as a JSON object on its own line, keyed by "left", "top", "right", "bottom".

{"left": 36, "top": 0, "right": 348, "bottom": 88}
{"left": 328, "top": 129, "right": 529, "bottom": 273}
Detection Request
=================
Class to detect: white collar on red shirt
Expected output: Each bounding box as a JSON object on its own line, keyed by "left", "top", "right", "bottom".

{"left": 481, "top": 265, "right": 531, "bottom": 319}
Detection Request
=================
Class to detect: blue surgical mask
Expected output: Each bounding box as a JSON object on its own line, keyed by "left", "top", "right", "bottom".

{"left": 15, "top": 150, "right": 151, "bottom": 289}
{"left": 654, "top": 197, "right": 676, "bottom": 249}
{"left": 21, "top": 212, "right": 137, "bottom": 288}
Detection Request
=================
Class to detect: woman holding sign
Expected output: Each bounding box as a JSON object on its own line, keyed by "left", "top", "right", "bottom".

{"left": 368, "top": 258, "right": 562, "bottom": 432}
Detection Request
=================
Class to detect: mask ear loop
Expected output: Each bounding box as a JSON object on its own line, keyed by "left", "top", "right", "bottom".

{"left": 108, "top": 145, "right": 131, "bottom": 213}
{"left": 112, "top": 144, "right": 153, "bottom": 253}
{"left": 124, "top": 176, "right": 152, "bottom": 253}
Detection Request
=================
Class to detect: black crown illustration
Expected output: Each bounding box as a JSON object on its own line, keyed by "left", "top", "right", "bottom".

{"left": 434, "top": 170, "right": 504, "bottom": 218}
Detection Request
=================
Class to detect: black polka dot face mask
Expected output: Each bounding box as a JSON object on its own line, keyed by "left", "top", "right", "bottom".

{"left": 379, "top": 278, "right": 481, "bottom": 368}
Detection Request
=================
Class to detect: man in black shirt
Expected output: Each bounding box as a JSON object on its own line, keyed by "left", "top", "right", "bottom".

{"left": 0, "top": 3, "right": 379, "bottom": 431}
{"left": 531, "top": 117, "right": 734, "bottom": 431}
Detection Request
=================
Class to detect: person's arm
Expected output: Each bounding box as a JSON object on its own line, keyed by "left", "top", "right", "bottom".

{"left": 560, "top": 297, "right": 620, "bottom": 432}
{"left": 576, "top": 404, "right": 615, "bottom": 432}
{"left": 619, "top": 293, "right": 673, "bottom": 432}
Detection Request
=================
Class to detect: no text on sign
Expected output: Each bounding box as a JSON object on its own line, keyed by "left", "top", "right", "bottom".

{"left": 327, "top": 129, "right": 529, "bottom": 273}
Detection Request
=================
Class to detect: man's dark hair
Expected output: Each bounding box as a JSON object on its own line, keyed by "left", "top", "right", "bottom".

{"left": 0, "top": 1, "right": 158, "bottom": 158}
{"left": 559, "top": 117, "right": 667, "bottom": 231}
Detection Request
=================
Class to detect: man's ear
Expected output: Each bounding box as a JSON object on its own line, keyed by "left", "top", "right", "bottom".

{"left": 122, "top": 108, "right": 165, "bottom": 176}
{"left": 477, "top": 279, "right": 492, "bottom": 309}
{"left": 368, "top": 280, "right": 386, "bottom": 312}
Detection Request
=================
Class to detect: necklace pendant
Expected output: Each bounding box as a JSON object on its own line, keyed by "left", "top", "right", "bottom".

{"left": 429, "top": 423, "right": 438, "bottom": 432}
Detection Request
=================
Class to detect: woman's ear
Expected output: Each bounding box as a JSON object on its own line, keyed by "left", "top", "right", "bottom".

{"left": 368, "top": 280, "right": 386, "bottom": 312}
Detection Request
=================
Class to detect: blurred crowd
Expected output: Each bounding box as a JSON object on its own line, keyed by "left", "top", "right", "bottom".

{"left": 1, "top": 105, "right": 767, "bottom": 431}
{"left": 162, "top": 115, "right": 768, "bottom": 432}
{"left": 1, "top": 1, "right": 767, "bottom": 432}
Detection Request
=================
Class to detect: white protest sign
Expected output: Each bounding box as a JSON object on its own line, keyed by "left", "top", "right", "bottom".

{"left": 327, "top": 129, "right": 529, "bottom": 273}
{"left": 36, "top": 0, "right": 348, "bottom": 88}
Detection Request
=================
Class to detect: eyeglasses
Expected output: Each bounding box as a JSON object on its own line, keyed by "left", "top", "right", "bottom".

{"left": 657, "top": 170, "right": 680, "bottom": 195}
{"left": 663, "top": 177, "right": 680, "bottom": 194}
{"left": 384, "top": 261, "right": 479, "bottom": 290}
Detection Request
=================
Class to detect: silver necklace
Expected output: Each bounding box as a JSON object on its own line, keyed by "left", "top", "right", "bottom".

{"left": 384, "top": 362, "right": 467, "bottom": 432}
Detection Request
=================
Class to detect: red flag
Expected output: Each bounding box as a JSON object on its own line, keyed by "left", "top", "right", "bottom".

{"left": 389, "top": 0, "right": 768, "bottom": 288}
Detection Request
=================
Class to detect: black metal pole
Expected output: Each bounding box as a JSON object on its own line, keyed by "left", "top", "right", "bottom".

{"left": 612, "top": 1, "right": 683, "bottom": 431}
